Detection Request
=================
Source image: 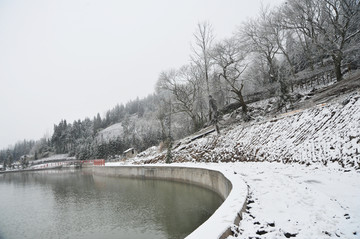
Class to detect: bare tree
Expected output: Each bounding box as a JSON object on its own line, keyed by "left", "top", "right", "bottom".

{"left": 281, "top": 0, "right": 360, "bottom": 81}
{"left": 266, "top": 9, "right": 299, "bottom": 92}
{"left": 156, "top": 66, "right": 205, "bottom": 132}
{"left": 191, "top": 22, "right": 215, "bottom": 97}
{"left": 240, "top": 7, "right": 280, "bottom": 84}
{"left": 212, "top": 37, "right": 248, "bottom": 114}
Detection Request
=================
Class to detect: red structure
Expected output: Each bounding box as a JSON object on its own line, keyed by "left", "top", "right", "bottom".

{"left": 81, "top": 159, "right": 105, "bottom": 166}
{"left": 93, "top": 159, "right": 105, "bottom": 166}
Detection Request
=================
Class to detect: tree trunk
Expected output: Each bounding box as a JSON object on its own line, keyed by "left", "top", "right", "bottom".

{"left": 237, "top": 92, "right": 247, "bottom": 113}
{"left": 191, "top": 115, "right": 202, "bottom": 132}
{"left": 333, "top": 60, "right": 343, "bottom": 82}
{"left": 332, "top": 53, "right": 343, "bottom": 82}
{"left": 233, "top": 84, "right": 247, "bottom": 114}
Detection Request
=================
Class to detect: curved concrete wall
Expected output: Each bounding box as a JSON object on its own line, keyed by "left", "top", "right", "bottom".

{"left": 93, "top": 166, "right": 232, "bottom": 200}
{"left": 92, "top": 165, "right": 244, "bottom": 238}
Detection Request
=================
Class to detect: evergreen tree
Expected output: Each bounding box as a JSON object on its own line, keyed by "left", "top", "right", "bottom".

{"left": 6, "top": 149, "right": 13, "bottom": 169}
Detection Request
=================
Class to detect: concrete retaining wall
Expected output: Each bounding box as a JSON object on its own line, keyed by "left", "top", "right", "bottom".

{"left": 93, "top": 166, "right": 232, "bottom": 200}
{"left": 92, "top": 165, "right": 243, "bottom": 238}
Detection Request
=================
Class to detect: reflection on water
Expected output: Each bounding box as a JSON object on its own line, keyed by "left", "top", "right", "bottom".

{"left": 0, "top": 170, "right": 223, "bottom": 239}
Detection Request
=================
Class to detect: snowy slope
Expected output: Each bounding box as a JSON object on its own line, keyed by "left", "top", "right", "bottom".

{"left": 111, "top": 77, "right": 360, "bottom": 238}
{"left": 142, "top": 91, "right": 359, "bottom": 169}
{"left": 97, "top": 123, "right": 124, "bottom": 141}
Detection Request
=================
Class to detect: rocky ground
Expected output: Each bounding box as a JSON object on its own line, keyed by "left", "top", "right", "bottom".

{"left": 136, "top": 71, "right": 360, "bottom": 171}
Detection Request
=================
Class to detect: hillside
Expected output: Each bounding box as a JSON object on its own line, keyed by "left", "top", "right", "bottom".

{"left": 107, "top": 72, "right": 360, "bottom": 238}
{"left": 97, "top": 123, "right": 124, "bottom": 142}
{"left": 134, "top": 72, "right": 360, "bottom": 169}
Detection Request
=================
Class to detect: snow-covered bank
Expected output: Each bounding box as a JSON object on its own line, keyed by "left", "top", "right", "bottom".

{"left": 141, "top": 91, "right": 360, "bottom": 169}
{"left": 106, "top": 80, "right": 360, "bottom": 238}
{"left": 106, "top": 162, "right": 360, "bottom": 238}
{"left": 31, "top": 154, "right": 75, "bottom": 164}
{"left": 229, "top": 162, "right": 360, "bottom": 238}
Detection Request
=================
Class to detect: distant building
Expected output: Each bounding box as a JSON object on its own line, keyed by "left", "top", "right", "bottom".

{"left": 123, "top": 148, "right": 137, "bottom": 159}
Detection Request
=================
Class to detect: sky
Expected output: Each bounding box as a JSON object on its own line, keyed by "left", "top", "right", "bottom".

{"left": 0, "top": 0, "right": 284, "bottom": 149}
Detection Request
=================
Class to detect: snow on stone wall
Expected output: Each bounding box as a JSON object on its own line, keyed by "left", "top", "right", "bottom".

{"left": 163, "top": 93, "right": 360, "bottom": 169}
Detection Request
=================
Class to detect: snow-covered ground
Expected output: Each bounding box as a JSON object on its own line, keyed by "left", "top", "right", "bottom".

{"left": 97, "top": 122, "right": 124, "bottom": 141}
{"left": 106, "top": 161, "right": 360, "bottom": 238}
{"left": 31, "top": 154, "right": 75, "bottom": 164}
{"left": 229, "top": 162, "right": 360, "bottom": 239}
{"left": 105, "top": 78, "right": 360, "bottom": 238}
{"left": 138, "top": 91, "right": 360, "bottom": 170}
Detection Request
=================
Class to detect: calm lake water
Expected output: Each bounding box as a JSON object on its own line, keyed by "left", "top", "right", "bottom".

{"left": 0, "top": 169, "right": 223, "bottom": 239}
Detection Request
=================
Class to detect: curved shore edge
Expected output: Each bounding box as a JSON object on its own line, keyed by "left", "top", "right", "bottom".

{"left": 92, "top": 165, "right": 248, "bottom": 239}
{"left": 0, "top": 165, "right": 63, "bottom": 174}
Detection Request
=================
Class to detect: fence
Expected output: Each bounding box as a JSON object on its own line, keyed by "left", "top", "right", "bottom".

{"left": 81, "top": 159, "right": 105, "bottom": 166}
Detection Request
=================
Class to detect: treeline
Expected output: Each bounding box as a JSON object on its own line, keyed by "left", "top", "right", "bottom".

{"left": 156, "top": 0, "right": 360, "bottom": 132}
{"left": 0, "top": 140, "right": 35, "bottom": 169}
{"left": 43, "top": 94, "right": 163, "bottom": 160}
{"left": 1, "top": 0, "right": 359, "bottom": 164}
{"left": 0, "top": 95, "right": 161, "bottom": 163}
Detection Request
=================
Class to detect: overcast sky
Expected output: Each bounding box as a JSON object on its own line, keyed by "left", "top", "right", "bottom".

{"left": 0, "top": 0, "right": 283, "bottom": 149}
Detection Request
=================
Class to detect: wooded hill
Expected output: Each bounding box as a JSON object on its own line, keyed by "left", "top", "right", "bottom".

{"left": 1, "top": 0, "right": 359, "bottom": 167}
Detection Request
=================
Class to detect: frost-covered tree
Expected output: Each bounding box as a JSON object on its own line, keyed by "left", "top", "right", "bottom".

{"left": 93, "top": 113, "right": 102, "bottom": 135}
{"left": 191, "top": 22, "right": 215, "bottom": 97}
{"left": 240, "top": 7, "right": 280, "bottom": 84}
{"left": 31, "top": 136, "right": 52, "bottom": 159}
{"left": 6, "top": 149, "right": 13, "bottom": 169}
{"left": 157, "top": 66, "right": 206, "bottom": 132}
{"left": 212, "top": 37, "right": 248, "bottom": 113}
{"left": 281, "top": 0, "right": 360, "bottom": 81}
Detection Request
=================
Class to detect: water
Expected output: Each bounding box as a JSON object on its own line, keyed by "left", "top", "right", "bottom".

{"left": 0, "top": 170, "right": 223, "bottom": 239}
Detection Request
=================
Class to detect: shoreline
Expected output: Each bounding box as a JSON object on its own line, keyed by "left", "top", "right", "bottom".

{"left": 93, "top": 164, "right": 248, "bottom": 239}
{"left": 0, "top": 165, "right": 63, "bottom": 174}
